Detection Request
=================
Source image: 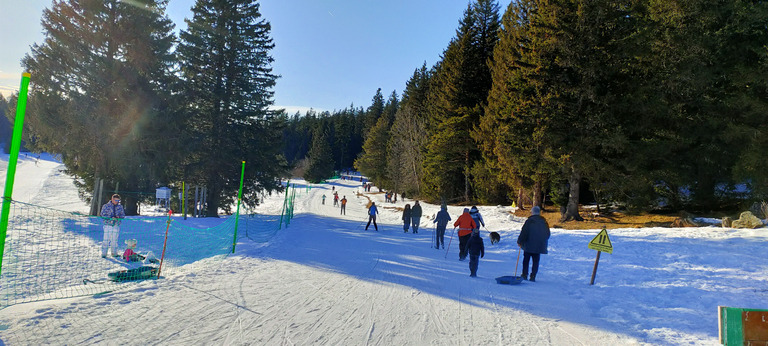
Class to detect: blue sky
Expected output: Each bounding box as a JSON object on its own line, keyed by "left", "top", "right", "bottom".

{"left": 1, "top": 0, "right": 511, "bottom": 114}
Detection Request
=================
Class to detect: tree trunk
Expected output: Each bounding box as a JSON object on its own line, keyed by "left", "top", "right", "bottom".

{"left": 206, "top": 183, "right": 220, "bottom": 217}
{"left": 562, "top": 169, "right": 584, "bottom": 222}
{"left": 89, "top": 177, "right": 102, "bottom": 216}
{"left": 464, "top": 150, "right": 470, "bottom": 203}
{"left": 517, "top": 187, "right": 526, "bottom": 210}
{"left": 533, "top": 179, "right": 543, "bottom": 208}
{"left": 124, "top": 195, "right": 139, "bottom": 216}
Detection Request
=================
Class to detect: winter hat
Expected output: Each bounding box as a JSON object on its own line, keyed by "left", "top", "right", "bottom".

{"left": 463, "top": 208, "right": 470, "bottom": 213}
{"left": 470, "top": 206, "right": 478, "bottom": 212}
{"left": 531, "top": 206, "right": 541, "bottom": 215}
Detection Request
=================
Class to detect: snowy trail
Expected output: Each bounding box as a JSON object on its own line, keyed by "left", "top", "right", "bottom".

{"left": 0, "top": 161, "right": 767, "bottom": 345}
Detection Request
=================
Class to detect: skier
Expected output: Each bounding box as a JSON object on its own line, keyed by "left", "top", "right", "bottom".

{"left": 433, "top": 205, "right": 451, "bottom": 249}
{"left": 402, "top": 204, "right": 412, "bottom": 233}
{"left": 411, "top": 200, "right": 422, "bottom": 233}
{"left": 322, "top": 194, "right": 326, "bottom": 205}
{"left": 340, "top": 196, "right": 347, "bottom": 215}
{"left": 365, "top": 202, "right": 379, "bottom": 231}
{"left": 334, "top": 193, "right": 339, "bottom": 207}
{"left": 466, "top": 229, "right": 485, "bottom": 277}
{"left": 517, "top": 206, "right": 550, "bottom": 282}
{"left": 469, "top": 205, "right": 485, "bottom": 233}
{"left": 453, "top": 208, "right": 476, "bottom": 261}
{"left": 100, "top": 194, "right": 125, "bottom": 258}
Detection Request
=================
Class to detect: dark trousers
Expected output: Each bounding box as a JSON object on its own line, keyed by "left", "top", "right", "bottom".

{"left": 403, "top": 221, "right": 410, "bottom": 232}
{"left": 469, "top": 254, "right": 480, "bottom": 276}
{"left": 436, "top": 225, "right": 446, "bottom": 248}
{"left": 340, "top": 205, "right": 346, "bottom": 215}
{"left": 365, "top": 215, "right": 377, "bottom": 230}
{"left": 522, "top": 252, "right": 541, "bottom": 276}
{"left": 458, "top": 234, "right": 471, "bottom": 259}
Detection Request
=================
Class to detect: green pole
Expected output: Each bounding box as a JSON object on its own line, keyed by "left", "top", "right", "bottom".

{"left": 0, "top": 72, "right": 31, "bottom": 275}
{"left": 279, "top": 180, "right": 289, "bottom": 229}
{"left": 232, "top": 161, "right": 245, "bottom": 253}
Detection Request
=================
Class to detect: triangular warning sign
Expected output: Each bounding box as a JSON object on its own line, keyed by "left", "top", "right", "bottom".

{"left": 588, "top": 228, "right": 613, "bottom": 254}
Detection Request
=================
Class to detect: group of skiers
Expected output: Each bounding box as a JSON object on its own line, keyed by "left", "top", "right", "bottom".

{"left": 368, "top": 198, "right": 550, "bottom": 280}
{"left": 322, "top": 190, "right": 347, "bottom": 215}
{"left": 385, "top": 191, "right": 401, "bottom": 203}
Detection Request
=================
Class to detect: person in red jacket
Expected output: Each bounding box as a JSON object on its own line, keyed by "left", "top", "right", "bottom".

{"left": 453, "top": 208, "right": 477, "bottom": 261}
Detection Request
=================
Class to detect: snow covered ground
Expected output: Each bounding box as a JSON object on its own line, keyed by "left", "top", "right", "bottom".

{"left": 0, "top": 154, "right": 766, "bottom": 345}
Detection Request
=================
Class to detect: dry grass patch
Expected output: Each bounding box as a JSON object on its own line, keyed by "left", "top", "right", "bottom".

{"left": 513, "top": 207, "right": 678, "bottom": 230}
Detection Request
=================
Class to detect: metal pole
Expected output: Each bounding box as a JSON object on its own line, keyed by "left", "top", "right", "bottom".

{"left": 590, "top": 251, "right": 602, "bottom": 285}
{"left": 182, "top": 181, "right": 186, "bottom": 220}
{"left": 194, "top": 186, "right": 199, "bottom": 218}
{"left": 0, "top": 72, "right": 31, "bottom": 275}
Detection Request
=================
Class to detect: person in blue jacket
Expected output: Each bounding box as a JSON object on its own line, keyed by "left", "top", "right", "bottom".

{"left": 365, "top": 202, "right": 379, "bottom": 231}
{"left": 466, "top": 229, "right": 485, "bottom": 277}
{"left": 433, "top": 205, "right": 451, "bottom": 249}
{"left": 517, "top": 206, "right": 550, "bottom": 282}
{"left": 469, "top": 205, "right": 485, "bottom": 233}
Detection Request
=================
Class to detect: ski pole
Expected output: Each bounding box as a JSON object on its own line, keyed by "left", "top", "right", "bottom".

{"left": 432, "top": 224, "right": 435, "bottom": 248}
{"left": 444, "top": 227, "right": 456, "bottom": 259}
{"left": 514, "top": 246, "right": 521, "bottom": 278}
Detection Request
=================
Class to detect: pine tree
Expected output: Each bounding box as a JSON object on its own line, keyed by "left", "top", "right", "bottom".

{"left": 356, "top": 91, "right": 398, "bottom": 186}
{"left": 636, "top": 0, "right": 768, "bottom": 210}
{"left": 363, "top": 88, "right": 385, "bottom": 136}
{"left": 423, "top": 0, "right": 500, "bottom": 203}
{"left": 177, "top": 0, "right": 286, "bottom": 215}
{"left": 304, "top": 125, "right": 334, "bottom": 183}
{"left": 387, "top": 65, "right": 431, "bottom": 197}
{"left": 0, "top": 95, "right": 10, "bottom": 153}
{"left": 21, "top": 0, "right": 177, "bottom": 214}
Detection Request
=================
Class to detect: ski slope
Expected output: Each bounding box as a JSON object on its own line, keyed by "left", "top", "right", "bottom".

{"left": 0, "top": 155, "right": 766, "bottom": 345}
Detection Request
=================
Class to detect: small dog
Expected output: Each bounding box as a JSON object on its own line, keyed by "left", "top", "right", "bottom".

{"left": 489, "top": 231, "right": 500, "bottom": 244}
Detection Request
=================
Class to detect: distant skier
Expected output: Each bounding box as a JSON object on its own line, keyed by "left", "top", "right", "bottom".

{"left": 365, "top": 202, "right": 379, "bottom": 231}
{"left": 100, "top": 194, "right": 125, "bottom": 258}
{"left": 465, "top": 229, "right": 485, "bottom": 277}
{"left": 517, "top": 206, "right": 550, "bottom": 282}
{"left": 453, "top": 208, "right": 476, "bottom": 261}
{"left": 411, "top": 200, "right": 422, "bottom": 233}
{"left": 402, "top": 204, "right": 412, "bottom": 233}
{"left": 433, "top": 205, "right": 451, "bottom": 249}
{"left": 334, "top": 193, "right": 339, "bottom": 207}
{"left": 322, "top": 194, "right": 326, "bottom": 205}
{"left": 340, "top": 196, "right": 347, "bottom": 215}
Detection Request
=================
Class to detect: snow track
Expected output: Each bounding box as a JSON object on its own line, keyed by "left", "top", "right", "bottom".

{"left": 1, "top": 167, "right": 766, "bottom": 345}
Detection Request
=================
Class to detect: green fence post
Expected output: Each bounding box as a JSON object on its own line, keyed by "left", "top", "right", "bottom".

{"left": 232, "top": 161, "right": 245, "bottom": 253}
{"left": 279, "top": 180, "right": 289, "bottom": 229}
{"left": 0, "top": 72, "right": 31, "bottom": 275}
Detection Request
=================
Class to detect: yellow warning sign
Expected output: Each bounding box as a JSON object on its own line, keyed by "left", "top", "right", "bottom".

{"left": 588, "top": 228, "right": 613, "bottom": 254}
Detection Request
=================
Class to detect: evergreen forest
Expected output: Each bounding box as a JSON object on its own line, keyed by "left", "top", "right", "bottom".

{"left": 4, "top": 0, "right": 768, "bottom": 219}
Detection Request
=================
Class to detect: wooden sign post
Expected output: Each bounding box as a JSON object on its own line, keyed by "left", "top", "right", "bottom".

{"left": 588, "top": 226, "right": 613, "bottom": 285}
